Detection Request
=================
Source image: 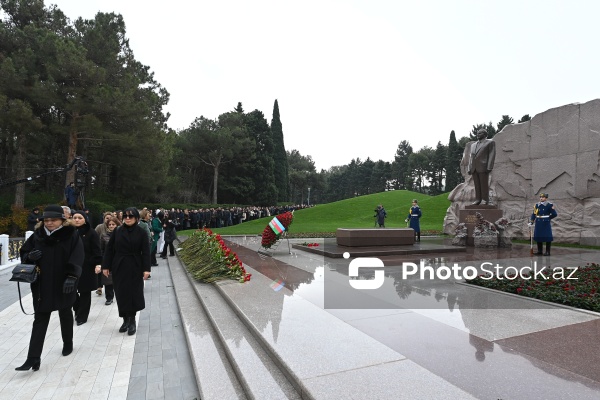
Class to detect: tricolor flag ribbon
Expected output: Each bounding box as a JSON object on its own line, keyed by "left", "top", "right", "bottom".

{"left": 269, "top": 217, "right": 285, "bottom": 235}
{"left": 270, "top": 279, "right": 285, "bottom": 291}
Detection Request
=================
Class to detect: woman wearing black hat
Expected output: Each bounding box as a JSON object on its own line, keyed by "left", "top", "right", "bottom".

{"left": 102, "top": 207, "right": 151, "bottom": 335}
{"left": 16, "top": 204, "right": 84, "bottom": 371}
{"left": 71, "top": 210, "right": 103, "bottom": 325}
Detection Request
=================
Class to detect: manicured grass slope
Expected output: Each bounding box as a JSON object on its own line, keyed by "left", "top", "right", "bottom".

{"left": 187, "top": 191, "right": 450, "bottom": 236}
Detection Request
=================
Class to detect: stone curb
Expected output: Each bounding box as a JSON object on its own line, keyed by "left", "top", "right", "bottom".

{"left": 456, "top": 281, "right": 600, "bottom": 317}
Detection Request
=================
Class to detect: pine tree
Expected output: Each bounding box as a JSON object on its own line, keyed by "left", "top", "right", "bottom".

{"left": 445, "top": 130, "right": 461, "bottom": 191}
{"left": 271, "top": 99, "right": 289, "bottom": 201}
{"left": 518, "top": 114, "right": 531, "bottom": 123}
{"left": 496, "top": 115, "right": 514, "bottom": 133}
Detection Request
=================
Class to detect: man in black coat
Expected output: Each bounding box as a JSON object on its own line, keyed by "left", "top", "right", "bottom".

{"left": 16, "top": 204, "right": 84, "bottom": 371}
{"left": 26, "top": 208, "right": 40, "bottom": 231}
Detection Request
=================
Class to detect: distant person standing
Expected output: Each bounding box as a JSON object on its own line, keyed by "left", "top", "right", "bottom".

{"left": 405, "top": 199, "right": 422, "bottom": 242}
{"left": 64, "top": 182, "right": 78, "bottom": 210}
{"left": 376, "top": 204, "right": 387, "bottom": 228}
{"left": 27, "top": 208, "right": 40, "bottom": 231}
{"left": 529, "top": 193, "right": 557, "bottom": 256}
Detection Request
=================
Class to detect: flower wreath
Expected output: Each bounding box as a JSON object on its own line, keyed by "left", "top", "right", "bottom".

{"left": 261, "top": 211, "right": 294, "bottom": 249}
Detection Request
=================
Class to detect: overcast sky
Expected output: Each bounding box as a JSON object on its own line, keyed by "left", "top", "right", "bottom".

{"left": 47, "top": 0, "right": 600, "bottom": 170}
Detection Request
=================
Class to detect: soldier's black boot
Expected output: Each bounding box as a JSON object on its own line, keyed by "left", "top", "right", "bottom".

{"left": 544, "top": 243, "right": 551, "bottom": 256}
{"left": 535, "top": 243, "right": 543, "bottom": 255}
{"left": 417, "top": 232, "right": 421, "bottom": 242}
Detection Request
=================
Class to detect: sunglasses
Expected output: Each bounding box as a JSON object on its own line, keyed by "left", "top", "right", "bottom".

{"left": 124, "top": 215, "right": 136, "bottom": 219}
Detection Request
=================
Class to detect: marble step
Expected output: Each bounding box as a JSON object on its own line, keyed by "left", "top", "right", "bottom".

{"left": 191, "top": 279, "right": 302, "bottom": 400}
{"left": 168, "top": 256, "right": 247, "bottom": 400}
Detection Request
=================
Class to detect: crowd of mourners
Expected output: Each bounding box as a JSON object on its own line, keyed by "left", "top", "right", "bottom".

{"left": 15, "top": 202, "right": 310, "bottom": 372}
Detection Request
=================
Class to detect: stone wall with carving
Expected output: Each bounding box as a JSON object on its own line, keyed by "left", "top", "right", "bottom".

{"left": 444, "top": 99, "right": 600, "bottom": 245}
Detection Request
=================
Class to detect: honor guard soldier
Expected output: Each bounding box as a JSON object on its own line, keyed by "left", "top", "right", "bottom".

{"left": 529, "top": 193, "right": 557, "bottom": 256}
{"left": 405, "top": 199, "right": 422, "bottom": 242}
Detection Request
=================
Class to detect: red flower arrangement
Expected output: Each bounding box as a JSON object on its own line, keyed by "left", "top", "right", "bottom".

{"left": 261, "top": 211, "right": 294, "bottom": 249}
{"left": 179, "top": 228, "right": 251, "bottom": 283}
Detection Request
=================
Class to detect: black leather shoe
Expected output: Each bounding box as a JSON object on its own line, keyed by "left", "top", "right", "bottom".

{"left": 105, "top": 299, "right": 113, "bottom": 305}
{"left": 160, "top": 256, "right": 167, "bottom": 259}
{"left": 15, "top": 357, "right": 41, "bottom": 371}
{"left": 119, "top": 318, "right": 128, "bottom": 333}
{"left": 128, "top": 317, "right": 136, "bottom": 336}
{"left": 151, "top": 263, "right": 158, "bottom": 267}
{"left": 544, "top": 252, "right": 551, "bottom": 256}
{"left": 62, "top": 342, "right": 73, "bottom": 356}
{"left": 76, "top": 320, "right": 86, "bottom": 326}
{"left": 535, "top": 252, "right": 543, "bottom": 255}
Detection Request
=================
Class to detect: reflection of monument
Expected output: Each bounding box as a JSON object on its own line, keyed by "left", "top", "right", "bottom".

{"left": 445, "top": 99, "right": 600, "bottom": 245}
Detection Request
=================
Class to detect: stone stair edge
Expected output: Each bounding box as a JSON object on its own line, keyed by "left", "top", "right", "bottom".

{"left": 174, "top": 256, "right": 303, "bottom": 399}
{"left": 168, "top": 255, "right": 248, "bottom": 400}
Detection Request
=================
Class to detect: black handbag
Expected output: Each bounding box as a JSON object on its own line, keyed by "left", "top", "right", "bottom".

{"left": 10, "top": 263, "right": 39, "bottom": 283}
{"left": 9, "top": 264, "right": 39, "bottom": 315}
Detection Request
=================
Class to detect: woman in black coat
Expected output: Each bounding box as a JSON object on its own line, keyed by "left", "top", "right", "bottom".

{"left": 102, "top": 207, "right": 151, "bottom": 335}
{"left": 16, "top": 204, "right": 84, "bottom": 371}
{"left": 71, "top": 210, "right": 102, "bottom": 325}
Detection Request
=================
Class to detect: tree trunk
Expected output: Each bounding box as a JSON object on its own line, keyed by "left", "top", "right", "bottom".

{"left": 212, "top": 164, "right": 219, "bottom": 204}
{"left": 12, "top": 131, "right": 27, "bottom": 208}
{"left": 65, "top": 112, "right": 79, "bottom": 187}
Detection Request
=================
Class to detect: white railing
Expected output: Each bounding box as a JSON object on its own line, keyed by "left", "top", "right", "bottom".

{"left": 0, "top": 231, "right": 33, "bottom": 267}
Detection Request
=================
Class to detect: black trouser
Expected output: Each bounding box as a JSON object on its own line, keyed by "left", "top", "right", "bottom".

{"left": 151, "top": 247, "right": 158, "bottom": 264}
{"left": 28, "top": 307, "right": 73, "bottom": 358}
{"left": 160, "top": 241, "right": 175, "bottom": 257}
{"left": 537, "top": 242, "right": 551, "bottom": 254}
{"left": 73, "top": 291, "right": 91, "bottom": 323}
{"left": 105, "top": 284, "right": 114, "bottom": 301}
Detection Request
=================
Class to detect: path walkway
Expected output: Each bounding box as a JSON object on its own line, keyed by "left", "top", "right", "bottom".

{"left": 0, "top": 256, "right": 199, "bottom": 400}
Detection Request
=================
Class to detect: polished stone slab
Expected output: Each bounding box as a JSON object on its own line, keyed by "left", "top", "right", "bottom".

{"left": 303, "top": 359, "right": 477, "bottom": 400}
{"left": 496, "top": 319, "right": 600, "bottom": 383}
{"left": 343, "top": 310, "right": 600, "bottom": 399}
{"left": 221, "top": 235, "right": 600, "bottom": 399}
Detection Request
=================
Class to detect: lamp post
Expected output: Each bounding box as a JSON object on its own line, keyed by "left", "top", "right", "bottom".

{"left": 307, "top": 187, "right": 311, "bottom": 206}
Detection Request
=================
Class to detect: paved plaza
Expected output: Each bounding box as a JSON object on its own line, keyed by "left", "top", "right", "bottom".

{"left": 0, "top": 237, "right": 599, "bottom": 399}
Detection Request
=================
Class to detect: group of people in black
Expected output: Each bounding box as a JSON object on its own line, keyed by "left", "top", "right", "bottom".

{"left": 16, "top": 205, "right": 151, "bottom": 372}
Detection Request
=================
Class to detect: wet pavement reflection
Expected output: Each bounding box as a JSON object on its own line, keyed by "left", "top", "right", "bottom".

{"left": 224, "top": 236, "right": 600, "bottom": 399}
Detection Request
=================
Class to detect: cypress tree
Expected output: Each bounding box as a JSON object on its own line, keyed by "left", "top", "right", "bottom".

{"left": 446, "top": 130, "right": 461, "bottom": 191}
{"left": 271, "top": 99, "right": 289, "bottom": 201}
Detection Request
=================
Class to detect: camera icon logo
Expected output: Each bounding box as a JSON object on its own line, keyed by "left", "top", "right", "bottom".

{"left": 348, "top": 257, "right": 385, "bottom": 290}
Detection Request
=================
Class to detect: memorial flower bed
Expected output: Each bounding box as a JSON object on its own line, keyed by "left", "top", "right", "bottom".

{"left": 261, "top": 211, "right": 294, "bottom": 249}
{"left": 465, "top": 262, "right": 600, "bottom": 312}
{"left": 179, "top": 228, "right": 251, "bottom": 283}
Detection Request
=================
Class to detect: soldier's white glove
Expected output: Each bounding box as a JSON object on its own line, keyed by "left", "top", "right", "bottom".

{"left": 404, "top": 219, "right": 408, "bottom": 223}
{"left": 527, "top": 222, "right": 533, "bottom": 227}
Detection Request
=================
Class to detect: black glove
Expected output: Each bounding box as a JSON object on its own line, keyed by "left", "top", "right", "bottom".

{"left": 63, "top": 277, "right": 77, "bottom": 294}
{"left": 25, "top": 249, "right": 42, "bottom": 262}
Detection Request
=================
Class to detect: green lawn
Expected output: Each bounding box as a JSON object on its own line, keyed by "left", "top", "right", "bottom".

{"left": 180, "top": 191, "right": 451, "bottom": 236}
